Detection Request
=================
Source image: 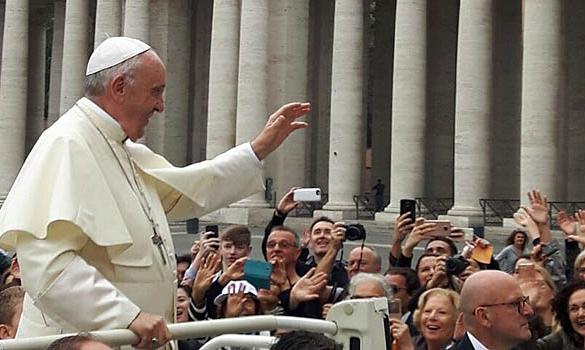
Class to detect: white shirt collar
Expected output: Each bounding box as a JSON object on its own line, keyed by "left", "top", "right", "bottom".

{"left": 467, "top": 332, "right": 490, "bottom": 350}
{"left": 77, "top": 97, "right": 127, "bottom": 143}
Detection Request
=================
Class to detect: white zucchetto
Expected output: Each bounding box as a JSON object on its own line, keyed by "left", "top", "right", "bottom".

{"left": 86, "top": 37, "right": 151, "bottom": 76}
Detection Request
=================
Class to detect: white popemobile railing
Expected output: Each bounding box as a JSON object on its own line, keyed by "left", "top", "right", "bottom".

{"left": 0, "top": 298, "right": 391, "bottom": 350}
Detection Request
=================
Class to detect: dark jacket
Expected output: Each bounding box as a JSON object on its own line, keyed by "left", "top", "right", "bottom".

{"left": 450, "top": 333, "right": 474, "bottom": 350}
{"left": 531, "top": 329, "right": 583, "bottom": 350}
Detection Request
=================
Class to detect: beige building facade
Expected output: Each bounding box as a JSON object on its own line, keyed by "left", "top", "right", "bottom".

{"left": 0, "top": 0, "right": 584, "bottom": 227}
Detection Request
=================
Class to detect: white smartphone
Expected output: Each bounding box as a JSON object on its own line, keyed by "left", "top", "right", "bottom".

{"left": 293, "top": 188, "right": 321, "bottom": 202}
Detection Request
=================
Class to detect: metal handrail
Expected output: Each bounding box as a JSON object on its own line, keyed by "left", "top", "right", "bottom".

{"left": 548, "top": 201, "right": 585, "bottom": 228}
{"left": 200, "top": 334, "right": 276, "bottom": 350}
{"left": 353, "top": 194, "right": 376, "bottom": 219}
{"left": 0, "top": 316, "right": 337, "bottom": 350}
{"left": 414, "top": 197, "right": 453, "bottom": 219}
{"left": 479, "top": 198, "right": 520, "bottom": 226}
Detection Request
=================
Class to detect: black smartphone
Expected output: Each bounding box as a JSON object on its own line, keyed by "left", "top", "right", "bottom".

{"left": 400, "top": 199, "right": 416, "bottom": 223}
{"left": 205, "top": 225, "right": 219, "bottom": 238}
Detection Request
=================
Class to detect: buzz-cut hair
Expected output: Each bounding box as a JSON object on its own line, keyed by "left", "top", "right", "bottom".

{"left": 0, "top": 286, "right": 23, "bottom": 325}
{"left": 269, "top": 225, "right": 300, "bottom": 247}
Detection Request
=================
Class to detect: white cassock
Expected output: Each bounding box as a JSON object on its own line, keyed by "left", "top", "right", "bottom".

{"left": 0, "top": 97, "right": 264, "bottom": 347}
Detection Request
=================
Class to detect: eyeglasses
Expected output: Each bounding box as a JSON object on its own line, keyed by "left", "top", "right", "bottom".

{"left": 389, "top": 284, "right": 406, "bottom": 294}
{"left": 266, "top": 241, "right": 296, "bottom": 249}
{"left": 474, "top": 296, "right": 530, "bottom": 315}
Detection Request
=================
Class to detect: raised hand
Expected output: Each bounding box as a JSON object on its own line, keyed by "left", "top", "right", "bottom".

{"left": 329, "top": 222, "right": 346, "bottom": 251}
{"left": 403, "top": 218, "right": 437, "bottom": 252}
{"left": 389, "top": 319, "right": 414, "bottom": 350}
{"left": 524, "top": 190, "right": 549, "bottom": 225}
{"left": 219, "top": 256, "right": 248, "bottom": 285}
{"left": 557, "top": 210, "right": 576, "bottom": 237}
{"left": 513, "top": 208, "right": 540, "bottom": 240}
{"left": 192, "top": 252, "right": 221, "bottom": 305}
{"left": 269, "top": 259, "right": 289, "bottom": 291}
{"left": 251, "top": 102, "right": 311, "bottom": 160}
{"left": 277, "top": 187, "right": 300, "bottom": 215}
{"left": 290, "top": 268, "right": 328, "bottom": 309}
{"left": 224, "top": 283, "right": 249, "bottom": 318}
{"left": 576, "top": 209, "right": 585, "bottom": 236}
{"left": 394, "top": 212, "right": 414, "bottom": 243}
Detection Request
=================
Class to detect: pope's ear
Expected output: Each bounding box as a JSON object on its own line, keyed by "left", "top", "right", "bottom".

{"left": 110, "top": 74, "right": 127, "bottom": 102}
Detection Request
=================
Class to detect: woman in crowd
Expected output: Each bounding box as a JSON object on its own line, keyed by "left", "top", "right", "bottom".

{"left": 534, "top": 280, "right": 585, "bottom": 349}
{"left": 177, "top": 285, "right": 203, "bottom": 350}
{"left": 496, "top": 229, "right": 528, "bottom": 274}
{"left": 574, "top": 250, "right": 585, "bottom": 282}
{"left": 412, "top": 288, "right": 460, "bottom": 350}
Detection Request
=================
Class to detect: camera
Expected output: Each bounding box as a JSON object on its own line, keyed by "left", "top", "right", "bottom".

{"left": 344, "top": 223, "right": 366, "bottom": 241}
{"left": 445, "top": 255, "right": 469, "bottom": 276}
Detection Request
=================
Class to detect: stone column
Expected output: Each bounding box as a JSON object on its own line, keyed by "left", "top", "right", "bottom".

{"left": 267, "top": 0, "right": 310, "bottom": 199}
{"left": 441, "top": 0, "right": 493, "bottom": 227}
{"left": 377, "top": 0, "right": 426, "bottom": 221}
{"left": 26, "top": 6, "right": 48, "bottom": 151}
{"left": 233, "top": 0, "right": 270, "bottom": 207}
{"left": 206, "top": 0, "right": 240, "bottom": 158}
{"left": 191, "top": 0, "right": 213, "bottom": 163}
{"left": 161, "top": 0, "right": 191, "bottom": 166}
{"left": 94, "top": 0, "right": 122, "bottom": 47}
{"left": 307, "top": 0, "right": 334, "bottom": 191}
{"left": 0, "top": 0, "right": 29, "bottom": 198}
{"left": 520, "top": 1, "right": 564, "bottom": 202}
{"left": 59, "top": 0, "right": 90, "bottom": 114}
{"left": 566, "top": 1, "right": 585, "bottom": 200}
{"left": 123, "top": 0, "right": 149, "bottom": 42}
{"left": 319, "top": 0, "right": 364, "bottom": 217}
{"left": 47, "top": 0, "right": 65, "bottom": 125}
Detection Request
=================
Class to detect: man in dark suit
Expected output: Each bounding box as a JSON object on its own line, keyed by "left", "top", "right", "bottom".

{"left": 452, "top": 270, "right": 534, "bottom": 350}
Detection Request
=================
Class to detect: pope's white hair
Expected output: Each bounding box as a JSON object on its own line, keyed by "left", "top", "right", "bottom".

{"left": 83, "top": 52, "right": 145, "bottom": 97}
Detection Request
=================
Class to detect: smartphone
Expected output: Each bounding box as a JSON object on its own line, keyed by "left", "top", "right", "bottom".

{"left": 517, "top": 262, "right": 536, "bottom": 280}
{"left": 425, "top": 220, "right": 451, "bottom": 237}
{"left": 388, "top": 298, "right": 402, "bottom": 319}
{"left": 243, "top": 259, "right": 273, "bottom": 290}
{"left": 293, "top": 188, "right": 321, "bottom": 202}
{"left": 400, "top": 199, "right": 416, "bottom": 223}
{"left": 205, "top": 225, "right": 219, "bottom": 238}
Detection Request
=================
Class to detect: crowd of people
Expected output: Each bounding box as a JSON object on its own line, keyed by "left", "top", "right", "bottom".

{"left": 2, "top": 183, "right": 585, "bottom": 349}
{"left": 5, "top": 187, "right": 584, "bottom": 349}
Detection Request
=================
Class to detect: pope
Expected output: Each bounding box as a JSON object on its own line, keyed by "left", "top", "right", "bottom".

{"left": 0, "top": 37, "right": 310, "bottom": 349}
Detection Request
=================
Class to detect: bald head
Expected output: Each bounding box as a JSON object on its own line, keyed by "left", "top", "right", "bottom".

{"left": 461, "top": 270, "right": 515, "bottom": 314}
{"left": 460, "top": 270, "right": 533, "bottom": 349}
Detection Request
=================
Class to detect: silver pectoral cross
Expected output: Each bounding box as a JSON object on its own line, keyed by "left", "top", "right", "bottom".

{"left": 151, "top": 230, "right": 168, "bottom": 265}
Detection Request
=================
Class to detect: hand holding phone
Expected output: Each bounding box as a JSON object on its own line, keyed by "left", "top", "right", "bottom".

{"left": 244, "top": 260, "right": 273, "bottom": 290}
{"left": 400, "top": 199, "right": 416, "bottom": 224}
{"left": 293, "top": 188, "right": 321, "bottom": 202}
{"left": 205, "top": 225, "right": 219, "bottom": 238}
{"left": 424, "top": 220, "right": 451, "bottom": 237}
